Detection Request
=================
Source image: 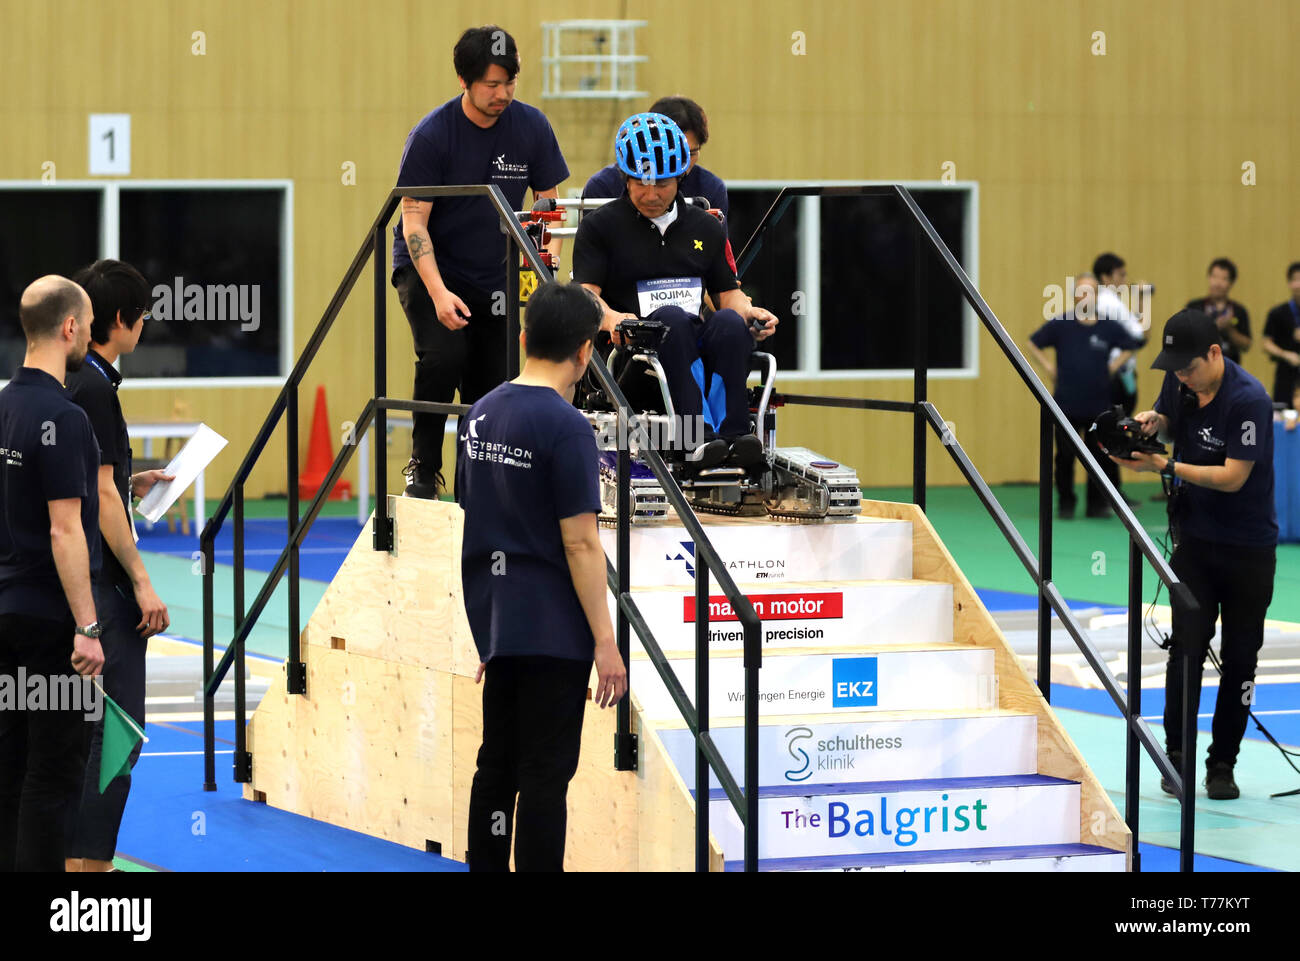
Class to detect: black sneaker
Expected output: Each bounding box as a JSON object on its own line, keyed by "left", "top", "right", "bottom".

{"left": 402, "top": 458, "right": 445, "bottom": 500}
{"left": 1058, "top": 502, "right": 1076, "bottom": 520}
{"left": 1205, "top": 762, "right": 1240, "bottom": 800}
{"left": 1159, "top": 750, "right": 1182, "bottom": 796}
{"left": 684, "top": 438, "right": 728, "bottom": 470}
{"left": 725, "top": 434, "right": 764, "bottom": 469}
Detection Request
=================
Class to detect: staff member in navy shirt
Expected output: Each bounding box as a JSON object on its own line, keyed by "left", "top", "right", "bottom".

{"left": 0, "top": 276, "right": 105, "bottom": 872}
{"left": 1027, "top": 273, "right": 1145, "bottom": 518}
{"left": 583, "top": 95, "right": 729, "bottom": 224}
{"left": 393, "top": 25, "right": 569, "bottom": 499}
{"left": 457, "top": 281, "right": 626, "bottom": 872}
{"left": 1260, "top": 261, "right": 1300, "bottom": 408}
{"left": 1109, "top": 309, "right": 1277, "bottom": 801}
{"left": 63, "top": 259, "right": 173, "bottom": 873}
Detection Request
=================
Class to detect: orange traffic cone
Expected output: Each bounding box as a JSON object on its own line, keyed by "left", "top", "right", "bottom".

{"left": 299, "top": 385, "right": 352, "bottom": 501}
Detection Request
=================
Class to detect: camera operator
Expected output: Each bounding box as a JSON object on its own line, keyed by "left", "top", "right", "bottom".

{"left": 1108, "top": 309, "right": 1276, "bottom": 801}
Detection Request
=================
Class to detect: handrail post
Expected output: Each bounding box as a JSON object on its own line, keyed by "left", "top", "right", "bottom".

{"left": 1126, "top": 538, "right": 1142, "bottom": 870}
{"left": 233, "top": 483, "right": 250, "bottom": 781}
{"left": 286, "top": 385, "right": 304, "bottom": 695}
{"left": 1037, "top": 407, "right": 1053, "bottom": 699}
{"left": 743, "top": 612, "right": 759, "bottom": 872}
{"left": 613, "top": 408, "right": 635, "bottom": 771}
{"left": 373, "top": 225, "right": 392, "bottom": 552}
{"left": 201, "top": 531, "right": 216, "bottom": 791}
{"left": 506, "top": 235, "right": 520, "bottom": 378}
{"left": 695, "top": 563, "right": 710, "bottom": 871}
{"left": 912, "top": 221, "right": 927, "bottom": 511}
{"left": 1180, "top": 628, "right": 1197, "bottom": 872}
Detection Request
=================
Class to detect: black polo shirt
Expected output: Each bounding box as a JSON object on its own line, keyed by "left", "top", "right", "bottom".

{"left": 66, "top": 348, "right": 133, "bottom": 591}
{"left": 1185, "top": 297, "right": 1251, "bottom": 364}
{"left": 0, "top": 366, "right": 101, "bottom": 620}
{"left": 571, "top": 195, "right": 740, "bottom": 318}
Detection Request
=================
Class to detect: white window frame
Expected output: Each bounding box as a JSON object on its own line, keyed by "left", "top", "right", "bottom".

{"left": 727, "top": 179, "right": 980, "bottom": 381}
{"left": 0, "top": 179, "right": 294, "bottom": 389}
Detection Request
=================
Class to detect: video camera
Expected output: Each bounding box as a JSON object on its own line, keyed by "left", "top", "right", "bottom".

{"left": 1086, "top": 406, "right": 1167, "bottom": 459}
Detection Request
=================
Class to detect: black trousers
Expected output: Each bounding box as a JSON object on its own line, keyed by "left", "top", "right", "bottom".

{"left": 1164, "top": 534, "right": 1276, "bottom": 767}
{"left": 66, "top": 581, "right": 146, "bottom": 861}
{"left": 1054, "top": 415, "right": 1119, "bottom": 512}
{"left": 466, "top": 655, "right": 591, "bottom": 872}
{"left": 393, "top": 265, "right": 508, "bottom": 477}
{"left": 0, "top": 612, "right": 85, "bottom": 872}
{"left": 650, "top": 305, "right": 754, "bottom": 438}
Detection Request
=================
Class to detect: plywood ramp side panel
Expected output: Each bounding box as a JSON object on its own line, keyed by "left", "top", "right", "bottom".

{"left": 450, "top": 673, "right": 641, "bottom": 871}
{"left": 636, "top": 716, "right": 726, "bottom": 872}
{"left": 244, "top": 645, "right": 455, "bottom": 858}
{"left": 860, "top": 499, "right": 1131, "bottom": 861}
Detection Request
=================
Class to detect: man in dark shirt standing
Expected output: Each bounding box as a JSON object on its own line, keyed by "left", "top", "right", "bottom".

{"left": 458, "top": 281, "right": 626, "bottom": 872}
{"left": 1110, "top": 309, "right": 1277, "bottom": 800}
{"left": 1185, "top": 257, "right": 1251, "bottom": 364}
{"left": 1025, "top": 274, "right": 1145, "bottom": 518}
{"left": 0, "top": 275, "right": 105, "bottom": 872}
{"left": 393, "top": 25, "right": 569, "bottom": 498}
{"left": 1260, "top": 261, "right": 1300, "bottom": 408}
{"left": 63, "top": 259, "right": 172, "bottom": 873}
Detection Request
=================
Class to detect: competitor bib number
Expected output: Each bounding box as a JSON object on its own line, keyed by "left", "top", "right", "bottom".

{"left": 636, "top": 277, "right": 703, "bottom": 317}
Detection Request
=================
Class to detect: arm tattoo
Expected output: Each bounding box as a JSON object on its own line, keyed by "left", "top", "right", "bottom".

{"left": 407, "top": 234, "right": 431, "bottom": 262}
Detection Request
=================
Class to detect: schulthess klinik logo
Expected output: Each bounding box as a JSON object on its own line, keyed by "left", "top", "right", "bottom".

{"left": 784, "top": 726, "right": 814, "bottom": 782}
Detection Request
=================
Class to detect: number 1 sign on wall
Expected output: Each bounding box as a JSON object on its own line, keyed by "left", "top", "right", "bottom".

{"left": 89, "top": 114, "right": 131, "bottom": 175}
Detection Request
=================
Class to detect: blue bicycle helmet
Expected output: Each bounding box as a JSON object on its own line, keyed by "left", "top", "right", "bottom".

{"left": 614, "top": 112, "right": 690, "bottom": 183}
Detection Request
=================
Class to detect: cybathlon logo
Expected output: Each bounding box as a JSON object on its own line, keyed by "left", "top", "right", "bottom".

{"left": 666, "top": 541, "right": 696, "bottom": 578}
{"left": 1196, "top": 426, "right": 1225, "bottom": 449}
{"left": 460, "top": 414, "right": 486, "bottom": 441}
{"left": 832, "top": 657, "right": 877, "bottom": 707}
{"left": 665, "top": 540, "right": 786, "bottom": 581}
{"left": 784, "top": 726, "right": 814, "bottom": 782}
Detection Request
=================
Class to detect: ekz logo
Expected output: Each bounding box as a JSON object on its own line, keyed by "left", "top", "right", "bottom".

{"left": 784, "top": 726, "right": 814, "bottom": 782}
{"left": 832, "top": 657, "right": 878, "bottom": 708}
{"left": 666, "top": 541, "right": 696, "bottom": 578}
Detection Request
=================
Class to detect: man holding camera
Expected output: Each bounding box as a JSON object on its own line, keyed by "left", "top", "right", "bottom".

{"left": 1109, "top": 309, "right": 1277, "bottom": 800}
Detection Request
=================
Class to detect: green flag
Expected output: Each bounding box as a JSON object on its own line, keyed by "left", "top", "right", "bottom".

{"left": 99, "top": 692, "right": 145, "bottom": 794}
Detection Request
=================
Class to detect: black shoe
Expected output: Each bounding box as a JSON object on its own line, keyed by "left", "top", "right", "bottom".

{"left": 402, "top": 458, "right": 445, "bottom": 500}
{"left": 1205, "top": 762, "right": 1240, "bottom": 800}
{"left": 684, "top": 438, "right": 728, "bottom": 470}
{"left": 1122, "top": 494, "right": 1141, "bottom": 509}
{"left": 1160, "top": 750, "right": 1182, "bottom": 796}
{"left": 1058, "top": 502, "right": 1076, "bottom": 520}
{"left": 1085, "top": 503, "right": 1111, "bottom": 518}
{"left": 725, "top": 434, "right": 764, "bottom": 469}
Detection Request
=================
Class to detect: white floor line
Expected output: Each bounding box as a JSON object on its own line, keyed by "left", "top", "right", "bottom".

{"left": 141, "top": 750, "right": 234, "bottom": 757}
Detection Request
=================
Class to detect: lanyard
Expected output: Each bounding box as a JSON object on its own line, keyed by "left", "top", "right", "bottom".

{"left": 1290, "top": 300, "right": 1299, "bottom": 328}
{"left": 84, "top": 353, "right": 115, "bottom": 386}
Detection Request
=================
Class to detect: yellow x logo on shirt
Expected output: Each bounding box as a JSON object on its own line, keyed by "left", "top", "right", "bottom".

{"left": 693, "top": 239, "right": 703, "bottom": 251}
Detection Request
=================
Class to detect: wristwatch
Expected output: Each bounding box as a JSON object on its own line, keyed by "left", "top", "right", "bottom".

{"left": 75, "top": 622, "right": 103, "bottom": 638}
{"left": 1160, "top": 459, "right": 1176, "bottom": 482}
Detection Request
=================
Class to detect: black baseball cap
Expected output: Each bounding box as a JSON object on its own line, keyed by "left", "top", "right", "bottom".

{"left": 1151, "top": 309, "right": 1218, "bottom": 371}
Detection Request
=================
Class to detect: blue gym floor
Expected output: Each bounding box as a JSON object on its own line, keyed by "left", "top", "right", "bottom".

{"left": 117, "top": 501, "right": 1297, "bottom": 871}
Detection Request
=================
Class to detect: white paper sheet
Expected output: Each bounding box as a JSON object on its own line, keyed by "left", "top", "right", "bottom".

{"left": 135, "top": 424, "right": 228, "bottom": 524}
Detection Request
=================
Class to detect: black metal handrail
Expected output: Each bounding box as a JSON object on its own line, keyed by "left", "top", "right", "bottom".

{"left": 738, "top": 183, "right": 1202, "bottom": 871}
{"left": 200, "top": 184, "right": 762, "bottom": 870}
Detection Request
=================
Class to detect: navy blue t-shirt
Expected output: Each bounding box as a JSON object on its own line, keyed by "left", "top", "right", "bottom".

{"left": 1154, "top": 358, "right": 1277, "bottom": 547}
{"left": 0, "top": 367, "right": 102, "bottom": 620}
{"left": 455, "top": 382, "right": 602, "bottom": 662}
{"left": 392, "top": 96, "right": 569, "bottom": 291}
{"left": 583, "top": 163, "right": 730, "bottom": 224}
{"left": 1030, "top": 313, "right": 1144, "bottom": 420}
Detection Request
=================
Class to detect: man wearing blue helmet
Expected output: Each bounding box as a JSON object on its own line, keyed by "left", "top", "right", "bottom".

{"left": 572, "top": 113, "right": 778, "bottom": 468}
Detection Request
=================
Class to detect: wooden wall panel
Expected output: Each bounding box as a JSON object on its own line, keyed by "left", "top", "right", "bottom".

{"left": 3, "top": 0, "right": 1296, "bottom": 496}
